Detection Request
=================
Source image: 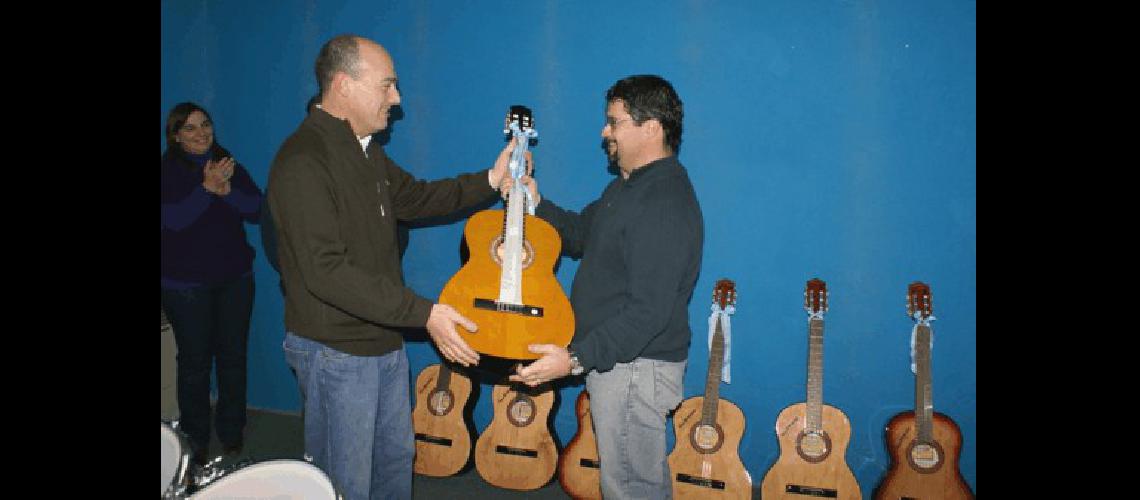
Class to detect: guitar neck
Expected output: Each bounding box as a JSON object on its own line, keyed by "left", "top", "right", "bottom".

{"left": 434, "top": 362, "right": 453, "bottom": 392}
{"left": 497, "top": 131, "right": 530, "bottom": 305}
{"left": 914, "top": 324, "right": 934, "bottom": 443}
{"left": 805, "top": 318, "right": 824, "bottom": 432}
{"left": 700, "top": 314, "right": 725, "bottom": 426}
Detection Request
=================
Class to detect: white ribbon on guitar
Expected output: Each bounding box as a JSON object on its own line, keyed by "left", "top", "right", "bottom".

{"left": 910, "top": 311, "right": 935, "bottom": 374}
{"left": 708, "top": 302, "right": 734, "bottom": 383}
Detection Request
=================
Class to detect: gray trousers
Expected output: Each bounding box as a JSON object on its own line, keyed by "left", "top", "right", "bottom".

{"left": 161, "top": 312, "right": 180, "bottom": 421}
{"left": 586, "top": 357, "right": 686, "bottom": 499}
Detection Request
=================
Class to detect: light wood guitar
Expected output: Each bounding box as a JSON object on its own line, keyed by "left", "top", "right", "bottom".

{"left": 761, "top": 278, "right": 861, "bottom": 499}
{"left": 411, "top": 362, "right": 474, "bottom": 477}
{"left": 439, "top": 105, "right": 574, "bottom": 360}
{"left": 474, "top": 383, "right": 558, "bottom": 490}
{"left": 874, "top": 282, "right": 973, "bottom": 500}
{"left": 668, "top": 279, "right": 752, "bottom": 499}
{"left": 557, "top": 390, "right": 601, "bottom": 500}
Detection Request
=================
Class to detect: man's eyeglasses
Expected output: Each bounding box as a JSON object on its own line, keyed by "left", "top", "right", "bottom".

{"left": 604, "top": 117, "right": 634, "bottom": 129}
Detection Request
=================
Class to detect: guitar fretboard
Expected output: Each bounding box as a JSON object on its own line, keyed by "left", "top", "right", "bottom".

{"left": 805, "top": 318, "right": 824, "bottom": 432}
{"left": 434, "top": 362, "right": 453, "bottom": 392}
{"left": 700, "top": 314, "right": 726, "bottom": 426}
{"left": 914, "top": 324, "right": 933, "bottom": 444}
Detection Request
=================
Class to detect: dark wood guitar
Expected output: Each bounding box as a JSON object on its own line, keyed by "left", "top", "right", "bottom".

{"left": 668, "top": 279, "right": 752, "bottom": 499}
{"left": 874, "top": 282, "right": 974, "bottom": 499}
{"left": 411, "top": 362, "right": 474, "bottom": 477}
{"left": 438, "top": 105, "right": 574, "bottom": 360}
{"left": 557, "top": 390, "right": 601, "bottom": 499}
{"left": 761, "top": 278, "right": 861, "bottom": 499}
{"left": 473, "top": 383, "right": 558, "bottom": 490}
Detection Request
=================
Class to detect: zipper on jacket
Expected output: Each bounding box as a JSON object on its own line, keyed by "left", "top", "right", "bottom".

{"left": 376, "top": 181, "right": 386, "bottom": 217}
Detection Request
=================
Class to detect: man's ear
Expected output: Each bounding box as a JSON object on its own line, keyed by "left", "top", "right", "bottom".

{"left": 332, "top": 72, "right": 353, "bottom": 98}
{"left": 644, "top": 118, "right": 663, "bottom": 141}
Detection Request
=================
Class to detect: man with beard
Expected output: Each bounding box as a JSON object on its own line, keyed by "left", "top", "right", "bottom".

{"left": 508, "top": 74, "right": 705, "bottom": 499}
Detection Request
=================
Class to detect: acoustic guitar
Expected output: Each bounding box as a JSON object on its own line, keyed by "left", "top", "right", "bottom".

{"left": 874, "top": 282, "right": 973, "bottom": 499}
{"left": 411, "top": 362, "right": 474, "bottom": 477}
{"left": 438, "top": 105, "right": 574, "bottom": 360}
{"left": 473, "top": 383, "right": 558, "bottom": 490}
{"left": 760, "top": 278, "right": 861, "bottom": 499}
{"left": 668, "top": 278, "right": 752, "bottom": 499}
{"left": 557, "top": 390, "right": 601, "bottom": 499}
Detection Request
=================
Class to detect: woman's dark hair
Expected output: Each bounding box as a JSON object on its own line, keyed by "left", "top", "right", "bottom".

{"left": 163, "top": 100, "right": 231, "bottom": 173}
{"left": 163, "top": 102, "right": 229, "bottom": 166}
{"left": 605, "top": 75, "right": 684, "bottom": 154}
{"left": 165, "top": 102, "right": 211, "bottom": 150}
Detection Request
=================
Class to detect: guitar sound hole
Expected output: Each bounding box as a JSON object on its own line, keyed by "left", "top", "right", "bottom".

{"left": 795, "top": 430, "right": 832, "bottom": 463}
{"left": 688, "top": 423, "right": 724, "bottom": 454}
{"left": 507, "top": 395, "right": 536, "bottom": 427}
{"left": 428, "top": 389, "right": 454, "bottom": 416}
{"left": 490, "top": 236, "right": 535, "bottom": 269}
{"left": 906, "top": 440, "right": 944, "bottom": 473}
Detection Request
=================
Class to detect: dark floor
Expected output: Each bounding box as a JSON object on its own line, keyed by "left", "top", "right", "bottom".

{"left": 195, "top": 407, "right": 766, "bottom": 499}
{"left": 199, "top": 407, "right": 571, "bottom": 499}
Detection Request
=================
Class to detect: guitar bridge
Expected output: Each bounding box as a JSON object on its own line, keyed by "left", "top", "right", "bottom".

{"left": 495, "top": 445, "right": 538, "bottom": 457}
{"left": 414, "top": 433, "right": 453, "bottom": 447}
{"left": 675, "top": 473, "right": 725, "bottom": 490}
{"left": 474, "top": 298, "right": 544, "bottom": 317}
{"left": 785, "top": 484, "right": 838, "bottom": 497}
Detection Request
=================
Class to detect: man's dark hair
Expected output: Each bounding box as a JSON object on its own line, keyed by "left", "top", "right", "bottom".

{"left": 315, "top": 34, "right": 363, "bottom": 99}
{"left": 606, "top": 75, "right": 684, "bottom": 153}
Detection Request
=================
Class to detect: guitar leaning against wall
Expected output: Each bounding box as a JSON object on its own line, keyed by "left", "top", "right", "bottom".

{"left": 668, "top": 278, "right": 752, "bottom": 499}
{"left": 760, "top": 278, "right": 861, "bottom": 499}
{"left": 558, "top": 389, "right": 601, "bottom": 499}
{"left": 473, "top": 382, "right": 558, "bottom": 490}
{"left": 411, "top": 362, "right": 475, "bottom": 477}
{"left": 874, "top": 281, "right": 974, "bottom": 500}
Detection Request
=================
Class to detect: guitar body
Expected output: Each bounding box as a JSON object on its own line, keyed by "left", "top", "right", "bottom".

{"left": 558, "top": 390, "right": 601, "bottom": 500}
{"left": 474, "top": 384, "right": 558, "bottom": 490}
{"left": 761, "top": 402, "right": 861, "bottom": 499}
{"left": 438, "top": 209, "right": 574, "bottom": 360}
{"left": 875, "top": 411, "right": 973, "bottom": 500}
{"left": 668, "top": 396, "right": 752, "bottom": 499}
{"left": 411, "top": 364, "right": 473, "bottom": 477}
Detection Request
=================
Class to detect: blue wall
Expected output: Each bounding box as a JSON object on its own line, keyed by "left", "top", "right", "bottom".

{"left": 162, "top": 0, "right": 975, "bottom": 495}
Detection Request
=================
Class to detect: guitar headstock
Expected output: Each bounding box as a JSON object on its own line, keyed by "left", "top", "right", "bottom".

{"left": 804, "top": 278, "right": 828, "bottom": 315}
{"left": 713, "top": 278, "right": 736, "bottom": 311}
{"left": 503, "top": 105, "right": 534, "bottom": 136}
{"left": 906, "top": 281, "right": 933, "bottom": 320}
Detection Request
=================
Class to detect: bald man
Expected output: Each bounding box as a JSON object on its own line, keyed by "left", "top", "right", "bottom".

{"left": 268, "top": 34, "right": 516, "bottom": 499}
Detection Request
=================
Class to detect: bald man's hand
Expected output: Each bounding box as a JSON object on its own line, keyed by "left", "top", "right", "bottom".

{"left": 426, "top": 304, "right": 480, "bottom": 366}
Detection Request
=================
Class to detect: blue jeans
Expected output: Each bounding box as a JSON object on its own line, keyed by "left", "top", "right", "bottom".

{"left": 161, "top": 274, "right": 254, "bottom": 454}
{"left": 586, "top": 357, "right": 687, "bottom": 500}
{"left": 283, "top": 332, "right": 415, "bottom": 500}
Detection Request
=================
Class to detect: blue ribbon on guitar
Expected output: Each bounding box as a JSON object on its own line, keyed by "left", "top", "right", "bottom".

{"left": 910, "top": 311, "right": 935, "bottom": 374}
{"left": 507, "top": 121, "right": 538, "bottom": 215}
{"left": 707, "top": 302, "right": 734, "bottom": 383}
